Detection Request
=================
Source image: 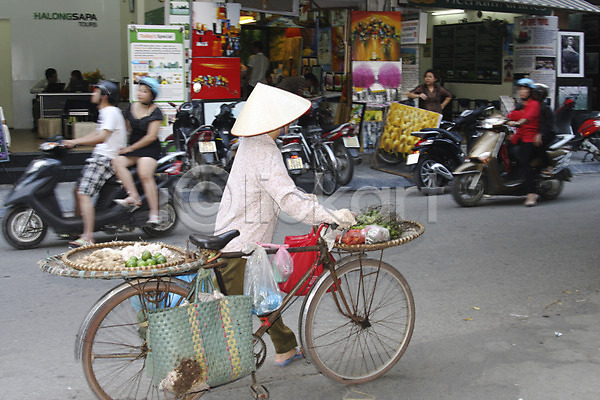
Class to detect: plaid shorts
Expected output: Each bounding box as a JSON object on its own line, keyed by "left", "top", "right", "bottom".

{"left": 77, "top": 154, "right": 115, "bottom": 197}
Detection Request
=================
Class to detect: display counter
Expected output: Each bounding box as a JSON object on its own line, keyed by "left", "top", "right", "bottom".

{"left": 36, "top": 93, "right": 95, "bottom": 138}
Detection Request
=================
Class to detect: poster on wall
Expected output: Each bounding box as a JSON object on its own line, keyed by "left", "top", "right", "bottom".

{"left": 331, "top": 27, "right": 346, "bottom": 72}
{"left": 400, "top": 46, "right": 419, "bottom": 94}
{"left": 557, "top": 32, "right": 584, "bottom": 78}
{"left": 190, "top": 57, "right": 241, "bottom": 100}
{"left": 557, "top": 78, "right": 593, "bottom": 110}
{"left": 0, "top": 126, "right": 8, "bottom": 163}
{"left": 128, "top": 25, "right": 186, "bottom": 103}
{"left": 318, "top": 27, "right": 332, "bottom": 66}
{"left": 351, "top": 11, "right": 402, "bottom": 61}
{"left": 513, "top": 16, "right": 558, "bottom": 74}
{"left": 191, "top": 2, "right": 241, "bottom": 58}
{"left": 361, "top": 105, "right": 387, "bottom": 153}
{"left": 352, "top": 61, "right": 402, "bottom": 103}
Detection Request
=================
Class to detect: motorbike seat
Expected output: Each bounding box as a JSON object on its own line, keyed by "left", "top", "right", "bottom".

{"left": 189, "top": 230, "right": 240, "bottom": 250}
{"left": 419, "top": 128, "right": 463, "bottom": 143}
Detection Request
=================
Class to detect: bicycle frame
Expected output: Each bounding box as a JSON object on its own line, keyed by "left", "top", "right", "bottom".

{"left": 208, "top": 235, "right": 360, "bottom": 338}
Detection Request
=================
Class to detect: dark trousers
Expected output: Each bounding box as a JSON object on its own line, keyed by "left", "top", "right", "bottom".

{"left": 515, "top": 142, "right": 535, "bottom": 193}
{"left": 220, "top": 258, "right": 298, "bottom": 354}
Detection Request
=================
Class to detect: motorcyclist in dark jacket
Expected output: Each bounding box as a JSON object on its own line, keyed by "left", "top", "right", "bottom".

{"left": 531, "top": 83, "right": 554, "bottom": 175}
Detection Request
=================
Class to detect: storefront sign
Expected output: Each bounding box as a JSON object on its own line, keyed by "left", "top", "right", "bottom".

{"left": 33, "top": 11, "right": 99, "bottom": 27}
{"left": 408, "top": 0, "right": 551, "bottom": 15}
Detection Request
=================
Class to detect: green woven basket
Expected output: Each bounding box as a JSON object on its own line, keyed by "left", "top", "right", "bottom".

{"left": 147, "top": 295, "right": 255, "bottom": 389}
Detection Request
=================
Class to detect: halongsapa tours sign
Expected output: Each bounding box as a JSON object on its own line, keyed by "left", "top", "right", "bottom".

{"left": 33, "top": 12, "right": 98, "bottom": 27}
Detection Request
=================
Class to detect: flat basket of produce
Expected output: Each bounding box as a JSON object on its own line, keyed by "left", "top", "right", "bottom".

{"left": 334, "top": 205, "right": 424, "bottom": 251}
{"left": 40, "top": 241, "right": 220, "bottom": 279}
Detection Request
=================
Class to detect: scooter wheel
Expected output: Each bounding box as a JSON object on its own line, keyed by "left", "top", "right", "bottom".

{"left": 414, "top": 156, "right": 447, "bottom": 193}
{"left": 2, "top": 205, "right": 48, "bottom": 249}
{"left": 451, "top": 174, "right": 484, "bottom": 207}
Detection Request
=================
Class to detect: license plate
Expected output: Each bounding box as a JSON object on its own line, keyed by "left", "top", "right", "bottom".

{"left": 406, "top": 152, "right": 420, "bottom": 165}
{"left": 286, "top": 157, "right": 303, "bottom": 170}
{"left": 343, "top": 136, "right": 360, "bottom": 148}
{"left": 199, "top": 141, "right": 217, "bottom": 153}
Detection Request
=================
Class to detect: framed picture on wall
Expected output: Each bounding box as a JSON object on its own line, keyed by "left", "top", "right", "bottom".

{"left": 323, "top": 72, "right": 334, "bottom": 91}
{"left": 333, "top": 73, "right": 344, "bottom": 91}
{"left": 556, "top": 78, "right": 593, "bottom": 110}
{"left": 557, "top": 31, "right": 584, "bottom": 78}
{"left": 349, "top": 102, "right": 366, "bottom": 143}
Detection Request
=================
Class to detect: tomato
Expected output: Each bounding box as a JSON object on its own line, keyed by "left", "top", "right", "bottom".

{"left": 341, "top": 229, "right": 365, "bottom": 245}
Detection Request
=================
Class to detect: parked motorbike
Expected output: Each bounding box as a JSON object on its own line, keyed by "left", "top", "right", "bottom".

{"left": 451, "top": 116, "right": 572, "bottom": 207}
{"left": 554, "top": 97, "right": 600, "bottom": 162}
{"left": 211, "top": 101, "right": 240, "bottom": 171}
{"left": 279, "top": 125, "right": 339, "bottom": 195}
{"left": 2, "top": 139, "right": 184, "bottom": 249}
{"left": 297, "top": 97, "right": 359, "bottom": 185}
{"left": 407, "top": 105, "right": 493, "bottom": 193}
{"left": 165, "top": 101, "right": 219, "bottom": 170}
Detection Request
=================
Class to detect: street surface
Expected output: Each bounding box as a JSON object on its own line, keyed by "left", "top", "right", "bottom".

{"left": 0, "top": 173, "right": 599, "bottom": 400}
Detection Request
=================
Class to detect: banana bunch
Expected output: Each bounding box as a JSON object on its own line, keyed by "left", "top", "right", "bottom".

{"left": 380, "top": 103, "right": 441, "bottom": 154}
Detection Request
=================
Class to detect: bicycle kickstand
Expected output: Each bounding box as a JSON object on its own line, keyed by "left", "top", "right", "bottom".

{"left": 250, "top": 372, "right": 269, "bottom": 399}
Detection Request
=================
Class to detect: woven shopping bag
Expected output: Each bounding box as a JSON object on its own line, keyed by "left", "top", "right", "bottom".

{"left": 146, "top": 281, "right": 255, "bottom": 390}
{"left": 280, "top": 225, "right": 331, "bottom": 295}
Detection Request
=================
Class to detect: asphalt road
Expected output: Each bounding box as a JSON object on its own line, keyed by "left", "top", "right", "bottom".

{"left": 0, "top": 174, "right": 599, "bottom": 400}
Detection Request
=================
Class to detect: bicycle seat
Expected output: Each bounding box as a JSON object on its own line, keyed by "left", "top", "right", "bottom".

{"left": 189, "top": 230, "right": 240, "bottom": 250}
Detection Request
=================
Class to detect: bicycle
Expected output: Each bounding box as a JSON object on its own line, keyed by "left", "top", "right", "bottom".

{"left": 41, "top": 221, "right": 424, "bottom": 400}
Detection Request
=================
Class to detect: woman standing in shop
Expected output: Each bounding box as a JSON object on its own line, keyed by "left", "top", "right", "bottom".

{"left": 406, "top": 69, "right": 453, "bottom": 114}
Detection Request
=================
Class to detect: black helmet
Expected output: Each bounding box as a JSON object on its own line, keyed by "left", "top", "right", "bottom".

{"left": 532, "top": 83, "right": 548, "bottom": 101}
{"left": 94, "top": 80, "right": 119, "bottom": 104}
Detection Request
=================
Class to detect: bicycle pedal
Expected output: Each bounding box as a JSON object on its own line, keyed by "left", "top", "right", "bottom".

{"left": 250, "top": 384, "right": 269, "bottom": 399}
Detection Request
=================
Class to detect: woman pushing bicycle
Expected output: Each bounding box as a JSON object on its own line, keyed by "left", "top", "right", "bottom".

{"left": 213, "top": 83, "right": 356, "bottom": 366}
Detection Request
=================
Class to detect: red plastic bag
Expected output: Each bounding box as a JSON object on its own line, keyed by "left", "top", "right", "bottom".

{"left": 280, "top": 226, "right": 328, "bottom": 296}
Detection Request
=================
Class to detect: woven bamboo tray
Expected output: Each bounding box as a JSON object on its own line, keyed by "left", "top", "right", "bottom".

{"left": 333, "top": 220, "right": 424, "bottom": 251}
{"left": 61, "top": 241, "right": 195, "bottom": 271}
{"left": 40, "top": 244, "right": 222, "bottom": 280}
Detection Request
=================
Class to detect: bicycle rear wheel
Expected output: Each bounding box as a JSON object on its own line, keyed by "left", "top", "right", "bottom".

{"left": 80, "top": 278, "right": 204, "bottom": 400}
{"left": 300, "top": 258, "right": 415, "bottom": 384}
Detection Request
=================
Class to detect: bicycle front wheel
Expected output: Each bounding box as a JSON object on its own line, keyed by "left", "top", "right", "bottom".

{"left": 80, "top": 278, "right": 204, "bottom": 400}
{"left": 300, "top": 258, "right": 415, "bottom": 384}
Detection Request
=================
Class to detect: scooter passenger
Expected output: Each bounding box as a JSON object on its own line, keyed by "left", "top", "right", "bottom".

{"left": 506, "top": 78, "right": 541, "bottom": 207}
{"left": 531, "top": 83, "right": 555, "bottom": 175}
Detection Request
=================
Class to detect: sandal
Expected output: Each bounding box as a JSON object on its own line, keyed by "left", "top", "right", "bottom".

{"left": 114, "top": 196, "right": 142, "bottom": 211}
{"left": 68, "top": 238, "right": 94, "bottom": 247}
{"left": 273, "top": 347, "right": 304, "bottom": 367}
{"left": 146, "top": 214, "right": 160, "bottom": 225}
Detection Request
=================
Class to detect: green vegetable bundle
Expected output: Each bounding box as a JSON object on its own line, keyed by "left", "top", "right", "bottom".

{"left": 351, "top": 205, "right": 404, "bottom": 240}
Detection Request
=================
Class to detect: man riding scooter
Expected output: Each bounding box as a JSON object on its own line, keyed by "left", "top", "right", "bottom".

{"left": 506, "top": 78, "right": 541, "bottom": 207}
{"left": 62, "top": 80, "right": 128, "bottom": 246}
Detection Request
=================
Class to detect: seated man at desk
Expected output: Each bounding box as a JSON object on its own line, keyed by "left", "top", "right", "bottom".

{"left": 31, "top": 68, "right": 61, "bottom": 131}
{"left": 30, "top": 68, "right": 60, "bottom": 94}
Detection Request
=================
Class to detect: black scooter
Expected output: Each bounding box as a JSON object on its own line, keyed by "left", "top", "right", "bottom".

{"left": 407, "top": 105, "right": 493, "bottom": 193}
{"left": 211, "top": 101, "right": 240, "bottom": 171}
{"left": 2, "top": 139, "right": 184, "bottom": 249}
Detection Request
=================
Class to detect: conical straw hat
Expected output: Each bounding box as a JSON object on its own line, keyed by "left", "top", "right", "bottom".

{"left": 231, "top": 83, "right": 311, "bottom": 137}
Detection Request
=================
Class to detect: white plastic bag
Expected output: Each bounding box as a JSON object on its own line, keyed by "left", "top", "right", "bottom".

{"left": 271, "top": 245, "right": 293, "bottom": 283}
{"left": 362, "top": 225, "right": 390, "bottom": 244}
{"left": 243, "top": 243, "right": 283, "bottom": 315}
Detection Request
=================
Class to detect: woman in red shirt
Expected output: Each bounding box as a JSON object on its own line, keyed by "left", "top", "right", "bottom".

{"left": 507, "top": 78, "right": 542, "bottom": 206}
